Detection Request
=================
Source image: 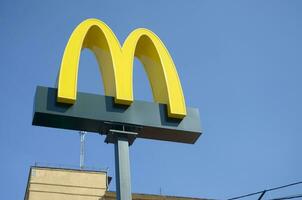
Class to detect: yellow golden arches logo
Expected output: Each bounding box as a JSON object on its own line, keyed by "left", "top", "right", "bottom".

{"left": 57, "top": 18, "right": 186, "bottom": 119}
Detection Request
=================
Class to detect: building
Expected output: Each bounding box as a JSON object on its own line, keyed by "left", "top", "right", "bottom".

{"left": 24, "top": 166, "right": 109, "bottom": 200}
{"left": 24, "top": 166, "right": 207, "bottom": 200}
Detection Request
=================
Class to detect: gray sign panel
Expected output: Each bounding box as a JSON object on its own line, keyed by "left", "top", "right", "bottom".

{"left": 32, "top": 86, "right": 202, "bottom": 144}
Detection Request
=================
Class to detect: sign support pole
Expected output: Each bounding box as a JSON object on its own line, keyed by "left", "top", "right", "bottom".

{"left": 105, "top": 128, "right": 137, "bottom": 200}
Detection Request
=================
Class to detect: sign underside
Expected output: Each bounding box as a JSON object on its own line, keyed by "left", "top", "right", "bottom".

{"left": 32, "top": 86, "right": 202, "bottom": 144}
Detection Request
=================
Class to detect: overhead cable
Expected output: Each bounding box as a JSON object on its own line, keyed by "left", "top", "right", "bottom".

{"left": 269, "top": 193, "right": 302, "bottom": 200}
{"left": 227, "top": 181, "right": 302, "bottom": 200}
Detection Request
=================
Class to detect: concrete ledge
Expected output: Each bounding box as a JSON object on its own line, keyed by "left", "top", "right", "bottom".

{"left": 102, "top": 191, "right": 208, "bottom": 200}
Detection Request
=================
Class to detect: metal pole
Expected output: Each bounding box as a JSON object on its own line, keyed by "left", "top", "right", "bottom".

{"left": 115, "top": 136, "right": 132, "bottom": 200}
{"left": 79, "top": 131, "right": 86, "bottom": 169}
{"left": 104, "top": 128, "right": 137, "bottom": 200}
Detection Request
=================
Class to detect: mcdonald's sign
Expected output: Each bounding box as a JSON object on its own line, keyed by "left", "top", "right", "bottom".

{"left": 32, "top": 19, "right": 202, "bottom": 144}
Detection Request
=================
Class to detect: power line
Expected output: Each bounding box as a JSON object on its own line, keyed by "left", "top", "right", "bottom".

{"left": 269, "top": 193, "right": 302, "bottom": 200}
{"left": 227, "top": 181, "right": 302, "bottom": 200}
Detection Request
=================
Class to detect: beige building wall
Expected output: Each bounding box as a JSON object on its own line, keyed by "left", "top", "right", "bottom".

{"left": 24, "top": 166, "right": 109, "bottom": 200}
{"left": 24, "top": 166, "right": 207, "bottom": 200}
{"left": 102, "top": 191, "right": 206, "bottom": 200}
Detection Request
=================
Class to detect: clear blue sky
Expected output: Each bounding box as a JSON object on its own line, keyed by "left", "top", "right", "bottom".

{"left": 1, "top": 0, "right": 302, "bottom": 199}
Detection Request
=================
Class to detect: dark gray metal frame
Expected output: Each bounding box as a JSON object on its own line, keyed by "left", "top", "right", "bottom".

{"left": 32, "top": 86, "right": 202, "bottom": 144}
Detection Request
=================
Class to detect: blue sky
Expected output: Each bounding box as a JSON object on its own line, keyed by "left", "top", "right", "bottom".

{"left": 1, "top": 0, "right": 302, "bottom": 199}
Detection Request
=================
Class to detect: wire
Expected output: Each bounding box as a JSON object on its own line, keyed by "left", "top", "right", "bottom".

{"left": 269, "top": 193, "right": 302, "bottom": 200}
{"left": 227, "top": 181, "right": 302, "bottom": 200}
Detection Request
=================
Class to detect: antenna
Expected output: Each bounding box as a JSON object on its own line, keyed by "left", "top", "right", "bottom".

{"left": 79, "top": 131, "right": 86, "bottom": 169}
